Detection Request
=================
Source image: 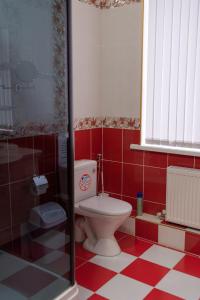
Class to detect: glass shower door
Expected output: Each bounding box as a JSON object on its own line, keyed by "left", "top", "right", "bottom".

{"left": 0, "top": 1, "right": 74, "bottom": 299}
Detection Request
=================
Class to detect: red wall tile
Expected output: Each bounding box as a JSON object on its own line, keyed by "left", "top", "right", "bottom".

{"left": 143, "top": 200, "right": 165, "bottom": 215}
{"left": 144, "top": 166, "right": 166, "bottom": 204}
{"left": 9, "top": 137, "right": 34, "bottom": 182}
{"left": 144, "top": 151, "right": 167, "bottom": 168}
{"left": 0, "top": 227, "right": 12, "bottom": 247}
{"left": 185, "top": 232, "right": 200, "bottom": 256}
{"left": 109, "top": 193, "right": 121, "bottom": 200}
{"left": 123, "top": 130, "right": 143, "bottom": 164}
{"left": 75, "top": 130, "right": 91, "bottom": 160}
{"left": 194, "top": 157, "right": 200, "bottom": 169}
{"left": 0, "top": 185, "right": 11, "bottom": 230}
{"left": 135, "top": 219, "right": 158, "bottom": 242}
{"left": 168, "top": 154, "right": 194, "bottom": 168}
{"left": 123, "top": 164, "right": 143, "bottom": 198}
{"left": 0, "top": 140, "right": 9, "bottom": 185}
{"left": 34, "top": 135, "right": 56, "bottom": 174}
{"left": 121, "top": 195, "right": 136, "bottom": 216}
{"left": 103, "top": 160, "right": 122, "bottom": 195}
{"left": 103, "top": 128, "right": 122, "bottom": 162}
{"left": 91, "top": 128, "right": 102, "bottom": 160}
{"left": 10, "top": 180, "right": 36, "bottom": 226}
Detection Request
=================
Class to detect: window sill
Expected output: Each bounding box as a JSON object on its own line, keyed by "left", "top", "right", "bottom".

{"left": 130, "top": 144, "right": 200, "bottom": 157}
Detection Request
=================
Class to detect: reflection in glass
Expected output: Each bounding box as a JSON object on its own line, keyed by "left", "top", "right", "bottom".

{"left": 0, "top": 1, "right": 73, "bottom": 299}
{"left": 0, "top": 0, "right": 67, "bottom": 134}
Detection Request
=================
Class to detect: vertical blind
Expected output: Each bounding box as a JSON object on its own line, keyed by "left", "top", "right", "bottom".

{"left": 0, "top": 29, "right": 13, "bottom": 129}
{"left": 144, "top": 0, "right": 200, "bottom": 148}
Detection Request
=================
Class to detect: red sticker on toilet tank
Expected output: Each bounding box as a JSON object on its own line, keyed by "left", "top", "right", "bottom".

{"left": 79, "top": 174, "right": 92, "bottom": 191}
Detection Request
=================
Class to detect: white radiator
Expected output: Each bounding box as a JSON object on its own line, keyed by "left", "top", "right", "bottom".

{"left": 166, "top": 166, "right": 200, "bottom": 230}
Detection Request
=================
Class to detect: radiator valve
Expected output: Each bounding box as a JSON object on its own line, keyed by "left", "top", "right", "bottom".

{"left": 157, "top": 210, "right": 166, "bottom": 221}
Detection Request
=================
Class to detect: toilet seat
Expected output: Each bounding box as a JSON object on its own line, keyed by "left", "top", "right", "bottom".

{"left": 79, "top": 195, "right": 132, "bottom": 216}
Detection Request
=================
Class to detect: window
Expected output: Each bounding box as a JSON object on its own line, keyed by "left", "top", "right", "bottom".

{"left": 142, "top": 0, "right": 200, "bottom": 152}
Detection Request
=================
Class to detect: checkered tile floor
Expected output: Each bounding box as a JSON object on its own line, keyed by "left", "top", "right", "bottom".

{"left": 1, "top": 230, "right": 200, "bottom": 299}
{"left": 0, "top": 227, "right": 71, "bottom": 299}
{"left": 76, "top": 232, "right": 200, "bottom": 300}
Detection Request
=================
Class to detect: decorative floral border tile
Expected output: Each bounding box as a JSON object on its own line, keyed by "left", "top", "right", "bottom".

{"left": 53, "top": 0, "right": 67, "bottom": 125}
{"left": 73, "top": 117, "right": 140, "bottom": 130}
{"left": 73, "top": 117, "right": 103, "bottom": 130}
{"left": 103, "top": 117, "right": 140, "bottom": 130}
{"left": 14, "top": 120, "right": 66, "bottom": 137}
{"left": 78, "top": 0, "right": 141, "bottom": 10}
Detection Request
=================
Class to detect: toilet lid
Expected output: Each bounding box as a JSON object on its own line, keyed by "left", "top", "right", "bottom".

{"left": 79, "top": 195, "right": 132, "bottom": 216}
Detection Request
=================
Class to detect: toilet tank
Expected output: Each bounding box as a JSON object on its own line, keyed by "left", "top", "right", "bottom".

{"left": 74, "top": 160, "right": 97, "bottom": 203}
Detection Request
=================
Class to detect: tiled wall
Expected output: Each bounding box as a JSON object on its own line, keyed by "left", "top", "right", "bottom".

{"left": 75, "top": 127, "right": 200, "bottom": 216}
{"left": 0, "top": 135, "right": 58, "bottom": 246}
{"left": 75, "top": 126, "right": 200, "bottom": 256}
{"left": 131, "top": 216, "right": 200, "bottom": 256}
{"left": 75, "top": 128, "right": 103, "bottom": 161}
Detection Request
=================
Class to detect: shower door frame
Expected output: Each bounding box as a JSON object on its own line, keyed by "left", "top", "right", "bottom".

{"left": 54, "top": 0, "right": 77, "bottom": 298}
{"left": 0, "top": 0, "right": 77, "bottom": 298}
{"left": 66, "top": 0, "right": 75, "bottom": 288}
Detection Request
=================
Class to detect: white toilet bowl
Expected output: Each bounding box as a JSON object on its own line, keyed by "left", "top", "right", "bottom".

{"left": 75, "top": 195, "right": 132, "bottom": 256}
{"left": 73, "top": 159, "right": 132, "bottom": 257}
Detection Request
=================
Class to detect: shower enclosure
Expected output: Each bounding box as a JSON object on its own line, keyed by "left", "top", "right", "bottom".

{"left": 0, "top": 0, "right": 76, "bottom": 299}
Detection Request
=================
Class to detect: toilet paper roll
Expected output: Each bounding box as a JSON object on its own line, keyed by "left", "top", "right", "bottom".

{"left": 32, "top": 175, "right": 48, "bottom": 196}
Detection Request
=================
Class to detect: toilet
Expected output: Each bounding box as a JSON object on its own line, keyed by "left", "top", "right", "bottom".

{"left": 74, "top": 160, "right": 132, "bottom": 257}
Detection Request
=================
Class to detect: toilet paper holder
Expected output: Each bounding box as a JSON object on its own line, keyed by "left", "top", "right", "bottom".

{"left": 32, "top": 175, "right": 48, "bottom": 196}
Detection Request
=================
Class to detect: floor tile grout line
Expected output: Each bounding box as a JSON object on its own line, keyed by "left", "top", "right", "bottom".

{"left": 76, "top": 234, "right": 200, "bottom": 299}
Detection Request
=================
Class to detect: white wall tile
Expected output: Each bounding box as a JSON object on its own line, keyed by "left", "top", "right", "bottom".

{"left": 158, "top": 225, "right": 185, "bottom": 251}
{"left": 72, "top": 2, "right": 143, "bottom": 120}
{"left": 72, "top": 1, "right": 101, "bottom": 119}
{"left": 100, "top": 4, "right": 143, "bottom": 119}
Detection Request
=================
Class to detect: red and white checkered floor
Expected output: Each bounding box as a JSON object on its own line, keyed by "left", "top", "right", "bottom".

{"left": 0, "top": 228, "right": 71, "bottom": 299}
{"left": 76, "top": 232, "right": 200, "bottom": 300}
{"left": 0, "top": 229, "right": 199, "bottom": 299}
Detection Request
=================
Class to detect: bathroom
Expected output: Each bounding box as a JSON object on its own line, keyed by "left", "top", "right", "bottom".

{"left": 0, "top": 0, "right": 200, "bottom": 299}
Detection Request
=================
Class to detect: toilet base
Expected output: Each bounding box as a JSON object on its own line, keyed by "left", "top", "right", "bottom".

{"left": 83, "top": 236, "right": 121, "bottom": 257}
